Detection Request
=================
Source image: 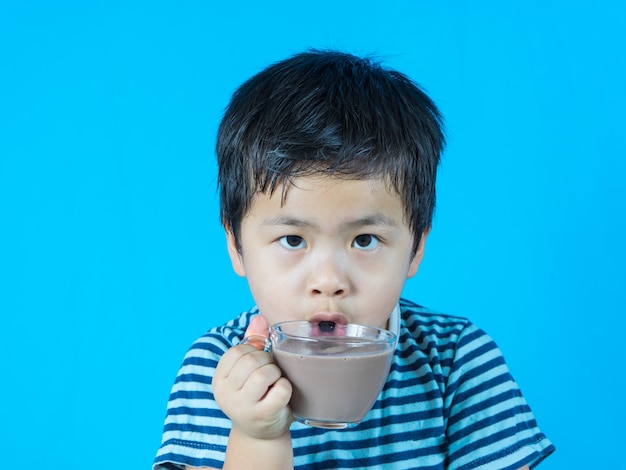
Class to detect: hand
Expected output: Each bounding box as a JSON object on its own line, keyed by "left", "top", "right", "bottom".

{"left": 213, "top": 315, "right": 293, "bottom": 440}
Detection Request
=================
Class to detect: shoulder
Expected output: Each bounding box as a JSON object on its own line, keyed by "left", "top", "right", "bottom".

{"left": 194, "top": 308, "right": 257, "bottom": 350}
{"left": 178, "top": 308, "right": 258, "bottom": 377}
{"left": 398, "top": 298, "right": 476, "bottom": 347}
{"left": 397, "top": 298, "right": 502, "bottom": 381}
{"left": 400, "top": 297, "right": 503, "bottom": 358}
{"left": 399, "top": 298, "right": 469, "bottom": 324}
{"left": 397, "top": 299, "right": 555, "bottom": 469}
{"left": 398, "top": 300, "right": 516, "bottom": 410}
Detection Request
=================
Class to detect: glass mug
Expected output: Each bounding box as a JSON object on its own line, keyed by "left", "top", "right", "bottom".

{"left": 243, "top": 320, "right": 397, "bottom": 429}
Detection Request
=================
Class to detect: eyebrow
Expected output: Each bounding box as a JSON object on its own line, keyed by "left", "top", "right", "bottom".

{"left": 261, "top": 214, "right": 399, "bottom": 229}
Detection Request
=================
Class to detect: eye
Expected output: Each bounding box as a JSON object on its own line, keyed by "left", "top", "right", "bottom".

{"left": 279, "top": 235, "right": 306, "bottom": 250}
{"left": 352, "top": 234, "right": 380, "bottom": 250}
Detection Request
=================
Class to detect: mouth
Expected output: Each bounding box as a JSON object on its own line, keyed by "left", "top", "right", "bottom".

{"left": 308, "top": 312, "right": 348, "bottom": 336}
{"left": 318, "top": 321, "right": 337, "bottom": 333}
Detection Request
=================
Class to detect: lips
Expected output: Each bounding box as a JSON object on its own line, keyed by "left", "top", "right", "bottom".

{"left": 308, "top": 312, "right": 348, "bottom": 336}
{"left": 308, "top": 312, "right": 348, "bottom": 326}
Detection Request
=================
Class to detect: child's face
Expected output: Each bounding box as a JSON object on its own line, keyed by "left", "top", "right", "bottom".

{"left": 226, "top": 176, "right": 427, "bottom": 330}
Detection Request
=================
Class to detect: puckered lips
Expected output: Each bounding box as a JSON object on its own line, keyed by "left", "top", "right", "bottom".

{"left": 308, "top": 312, "right": 348, "bottom": 337}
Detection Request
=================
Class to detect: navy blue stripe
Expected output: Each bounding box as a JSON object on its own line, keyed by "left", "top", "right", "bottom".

{"left": 294, "top": 433, "right": 447, "bottom": 467}
{"left": 378, "top": 379, "right": 441, "bottom": 403}
{"left": 189, "top": 336, "right": 230, "bottom": 354}
{"left": 390, "top": 360, "right": 448, "bottom": 387}
{"left": 404, "top": 323, "right": 465, "bottom": 346}
{"left": 168, "top": 389, "right": 213, "bottom": 401}
{"left": 181, "top": 355, "right": 218, "bottom": 369}
{"left": 175, "top": 372, "right": 213, "bottom": 385}
{"left": 295, "top": 455, "right": 445, "bottom": 469}
{"left": 405, "top": 316, "right": 466, "bottom": 333}
{"left": 163, "top": 421, "right": 230, "bottom": 437}
{"left": 396, "top": 337, "right": 458, "bottom": 360}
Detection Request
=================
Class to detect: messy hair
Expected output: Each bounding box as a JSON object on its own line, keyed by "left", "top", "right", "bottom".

{"left": 217, "top": 49, "right": 445, "bottom": 255}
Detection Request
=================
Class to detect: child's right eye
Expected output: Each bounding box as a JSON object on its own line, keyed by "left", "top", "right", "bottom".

{"left": 278, "top": 235, "right": 306, "bottom": 249}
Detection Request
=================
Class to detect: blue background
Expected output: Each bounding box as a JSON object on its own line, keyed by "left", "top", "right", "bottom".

{"left": 1, "top": 1, "right": 624, "bottom": 468}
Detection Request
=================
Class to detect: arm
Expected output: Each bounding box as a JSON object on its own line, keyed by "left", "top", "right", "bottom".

{"left": 211, "top": 315, "right": 294, "bottom": 470}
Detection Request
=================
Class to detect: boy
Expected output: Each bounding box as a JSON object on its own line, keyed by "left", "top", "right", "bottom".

{"left": 154, "top": 50, "right": 554, "bottom": 469}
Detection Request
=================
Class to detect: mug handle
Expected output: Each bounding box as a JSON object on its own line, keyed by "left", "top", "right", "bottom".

{"left": 240, "top": 335, "right": 272, "bottom": 353}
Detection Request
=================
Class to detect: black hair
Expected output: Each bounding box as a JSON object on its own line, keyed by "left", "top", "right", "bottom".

{"left": 217, "top": 49, "right": 445, "bottom": 255}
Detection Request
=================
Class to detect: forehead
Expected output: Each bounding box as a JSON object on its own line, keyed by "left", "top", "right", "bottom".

{"left": 245, "top": 176, "right": 407, "bottom": 225}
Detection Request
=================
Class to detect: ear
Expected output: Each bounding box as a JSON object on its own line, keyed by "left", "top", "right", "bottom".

{"left": 407, "top": 228, "right": 430, "bottom": 279}
{"left": 225, "top": 227, "right": 246, "bottom": 277}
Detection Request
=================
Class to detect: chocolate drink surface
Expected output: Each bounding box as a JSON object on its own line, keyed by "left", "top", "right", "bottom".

{"left": 272, "top": 337, "right": 394, "bottom": 428}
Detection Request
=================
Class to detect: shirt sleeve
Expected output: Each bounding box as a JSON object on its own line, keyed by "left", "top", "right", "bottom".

{"left": 152, "top": 333, "right": 233, "bottom": 470}
{"left": 443, "top": 322, "right": 555, "bottom": 470}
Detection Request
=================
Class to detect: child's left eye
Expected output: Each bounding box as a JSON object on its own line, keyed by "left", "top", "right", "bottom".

{"left": 352, "top": 234, "right": 380, "bottom": 250}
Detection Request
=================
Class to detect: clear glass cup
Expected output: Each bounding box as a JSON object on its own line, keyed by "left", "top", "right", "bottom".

{"left": 267, "top": 320, "right": 397, "bottom": 429}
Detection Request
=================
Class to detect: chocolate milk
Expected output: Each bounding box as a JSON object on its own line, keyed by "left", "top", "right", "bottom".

{"left": 272, "top": 337, "right": 394, "bottom": 427}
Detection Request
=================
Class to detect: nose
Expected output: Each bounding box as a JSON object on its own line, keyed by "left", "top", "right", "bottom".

{"left": 307, "top": 254, "right": 349, "bottom": 298}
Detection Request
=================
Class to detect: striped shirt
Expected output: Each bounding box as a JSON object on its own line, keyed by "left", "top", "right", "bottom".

{"left": 154, "top": 299, "right": 554, "bottom": 469}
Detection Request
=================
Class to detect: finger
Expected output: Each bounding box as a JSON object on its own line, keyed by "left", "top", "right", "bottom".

{"left": 257, "top": 376, "right": 293, "bottom": 416}
{"left": 214, "top": 345, "right": 247, "bottom": 382}
{"left": 241, "top": 315, "right": 271, "bottom": 351}
{"left": 227, "top": 349, "right": 274, "bottom": 391}
{"left": 244, "top": 315, "right": 269, "bottom": 339}
{"left": 216, "top": 315, "right": 271, "bottom": 389}
{"left": 245, "top": 362, "right": 283, "bottom": 400}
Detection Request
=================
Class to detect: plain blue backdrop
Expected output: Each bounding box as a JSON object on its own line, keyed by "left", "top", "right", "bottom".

{"left": 1, "top": 1, "right": 624, "bottom": 468}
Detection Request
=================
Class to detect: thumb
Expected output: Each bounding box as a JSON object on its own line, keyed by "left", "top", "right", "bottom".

{"left": 241, "top": 315, "right": 270, "bottom": 350}
{"left": 245, "top": 315, "right": 270, "bottom": 338}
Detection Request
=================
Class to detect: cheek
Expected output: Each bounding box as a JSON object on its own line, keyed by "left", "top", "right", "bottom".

{"left": 356, "top": 287, "right": 403, "bottom": 329}
{"left": 353, "top": 261, "right": 407, "bottom": 319}
{"left": 244, "top": 260, "right": 300, "bottom": 318}
{"left": 367, "top": 270, "right": 406, "bottom": 301}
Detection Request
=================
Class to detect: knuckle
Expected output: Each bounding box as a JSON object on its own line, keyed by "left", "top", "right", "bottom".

{"left": 250, "top": 362, "right": 280, "bottom": 386}
{"left": 274, "top": 377, "right": 293, "bottom": 400}
{"left": 239, "top": 349, "right": 270, "bottom": 370}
